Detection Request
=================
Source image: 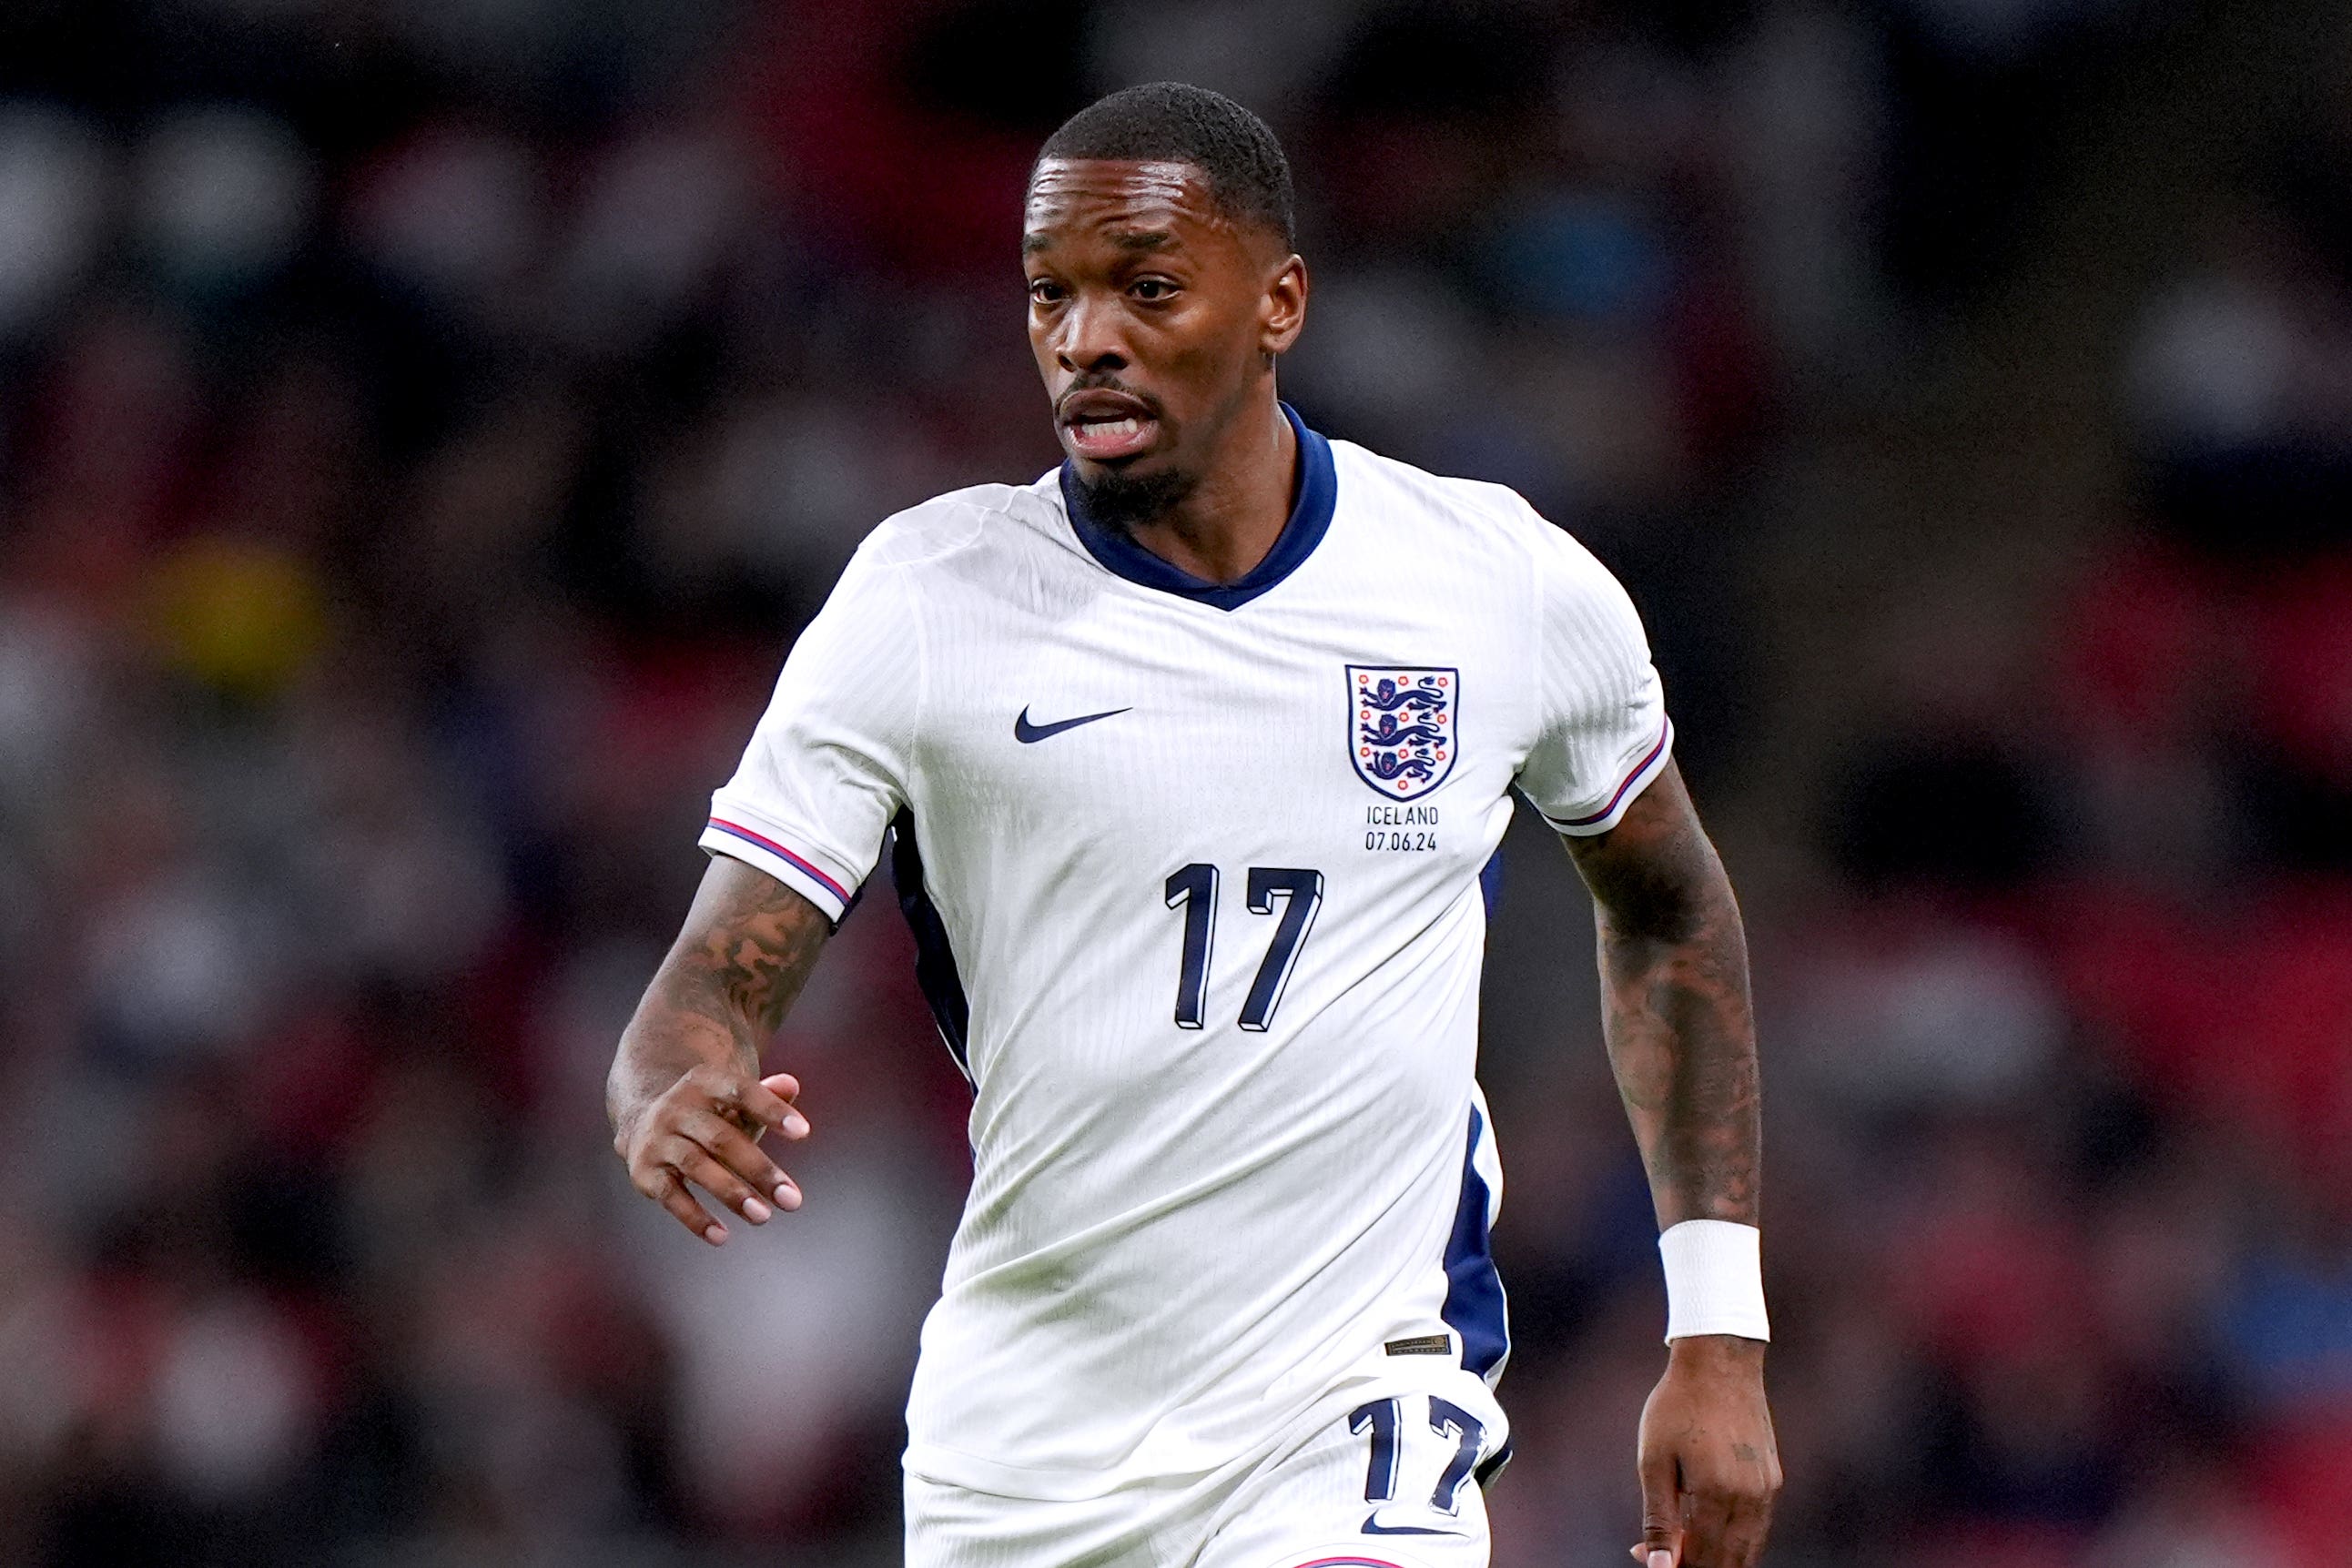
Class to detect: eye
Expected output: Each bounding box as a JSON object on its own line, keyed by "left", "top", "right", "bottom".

{"left": 1028, "top": 278, "right": 1066, "bottom": 305}
{"left": 1130, "top": 278, "right": 1178, "bottom": 302}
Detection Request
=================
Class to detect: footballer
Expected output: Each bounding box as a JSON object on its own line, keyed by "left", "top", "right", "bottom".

{"left": 608, "top": 82, "right": 1779, "bottom": 1568}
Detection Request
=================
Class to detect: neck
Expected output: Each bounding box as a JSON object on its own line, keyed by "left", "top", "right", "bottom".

{"left": 1122, "top": 390, "right": 1296, "bottom": 585}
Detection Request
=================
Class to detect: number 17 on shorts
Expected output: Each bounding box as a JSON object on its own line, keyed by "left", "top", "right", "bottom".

{"left": 1346, "top": 1395, "right": 1496, "bottom": 1537}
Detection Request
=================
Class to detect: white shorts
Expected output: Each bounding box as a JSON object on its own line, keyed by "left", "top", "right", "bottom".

{"left": 906, "top": 1370, "right": 1510, "bottom": 1568}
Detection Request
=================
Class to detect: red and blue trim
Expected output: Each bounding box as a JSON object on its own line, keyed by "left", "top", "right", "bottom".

{"left": 705, "top": 817, "right": 852, "bottom": 905}
{"left": 1549, "top": 715, "right": 1672, "bottom": 832}
{"left": 1289, "top": 1559, "right": 1413, "bottom": 1568}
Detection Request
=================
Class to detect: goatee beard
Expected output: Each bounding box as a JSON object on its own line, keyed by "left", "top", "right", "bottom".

{"left": 1070, "top": 464, "right": 1200, "bottom": 540}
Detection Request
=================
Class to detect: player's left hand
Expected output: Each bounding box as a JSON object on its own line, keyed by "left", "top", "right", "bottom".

{"left": 1628, "top": 1334, "right": 1779, "bottom": 1568}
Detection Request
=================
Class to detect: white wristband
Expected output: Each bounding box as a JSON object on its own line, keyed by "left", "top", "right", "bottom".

{"left": 1659, "top": 1219, "right": 1769, "bottom": 1342}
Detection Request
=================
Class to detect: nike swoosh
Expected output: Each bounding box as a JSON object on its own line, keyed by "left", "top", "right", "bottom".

{"left": 1361, "top": 1514, "right": 1469, "bottom": 1537}
{"left": 1014, "top": 705, "right": 1130, "bottom": 744}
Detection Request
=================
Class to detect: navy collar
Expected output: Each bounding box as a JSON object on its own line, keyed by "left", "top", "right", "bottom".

{"left": 1059, "top": 401, "right": 1337, "bottom": 612}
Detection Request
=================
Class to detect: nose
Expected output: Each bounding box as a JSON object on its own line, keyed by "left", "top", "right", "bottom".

{"left": 1054, "top": 294, "right": 1129, "bottom": 375}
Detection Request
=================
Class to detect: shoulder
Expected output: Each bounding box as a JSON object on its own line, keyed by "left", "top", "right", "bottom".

{"left": 841, "top": 473, "right": 1099, "bottom": 632}
{"left": 1332, "top": 440, "right": 1620, "bottom": 590}
{"left": 852, "top": 481, "right": 1039, "bottom": 572}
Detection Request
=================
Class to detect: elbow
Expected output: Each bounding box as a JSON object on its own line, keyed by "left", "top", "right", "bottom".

{"left": 1600, "top": 876, "right": 1731, "bottom": 948}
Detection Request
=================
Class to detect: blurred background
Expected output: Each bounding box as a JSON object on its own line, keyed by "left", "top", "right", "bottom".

{"left": 1, "top": 0, "right": 2348, "bottom": 1563}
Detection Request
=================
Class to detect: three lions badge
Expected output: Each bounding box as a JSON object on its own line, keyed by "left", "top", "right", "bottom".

{"left": 1348, "top": 666, "right": 1457, "bottom": 800}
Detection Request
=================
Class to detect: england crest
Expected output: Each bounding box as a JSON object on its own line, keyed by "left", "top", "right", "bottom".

{"left": 1347, "top": 665, "right": 1458, "bottom": 801}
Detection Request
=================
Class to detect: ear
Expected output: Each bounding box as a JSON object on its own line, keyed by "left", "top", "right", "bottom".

{"left": 1259, "top": 255, "right": 1308, "bottom": 358}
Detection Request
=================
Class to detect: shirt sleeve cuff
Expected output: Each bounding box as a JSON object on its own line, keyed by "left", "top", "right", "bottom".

{"left": 698, "top": 814, "right": 856, "bottom": 924}
{"left": 1540, "top": 715, "right": 1674, "bottom": 837}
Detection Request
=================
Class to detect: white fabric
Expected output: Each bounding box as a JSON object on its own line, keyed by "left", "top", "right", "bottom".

{"left": 906, "top": 1360, "right": 1505, "bottom": 1568}
{"left": 704, "top": 432, "right": 1670, "bottom": 1502}
{"left": 1658, "top": 1219, "right": 1770, "bottom": 1342}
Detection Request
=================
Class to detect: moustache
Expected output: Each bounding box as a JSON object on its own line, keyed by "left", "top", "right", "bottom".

{"left": 1055, "top": 378, "right": 1166, "bottom": 421}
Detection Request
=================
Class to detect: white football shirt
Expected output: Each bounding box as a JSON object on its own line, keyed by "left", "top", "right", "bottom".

{"left": 702, "top": 405, "right": 1671, "bottom": 1501}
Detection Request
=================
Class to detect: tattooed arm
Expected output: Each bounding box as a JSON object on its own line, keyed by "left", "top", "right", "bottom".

{"left": 1563, "top": 759, "right": 1779, "bottom": 1568}
{"left": 607, "top": 855, "right": 833, "bottom": 1245}
{"left": 1564, "top": 758, "right": 1759, "bottom": 1229}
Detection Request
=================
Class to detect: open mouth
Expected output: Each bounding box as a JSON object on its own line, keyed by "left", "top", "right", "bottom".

{"left": 1059, "top": 389, "right": 1161, "bottom": 462}
{"left": 1067, "top": 413, "right": 1158, "bottom": 460}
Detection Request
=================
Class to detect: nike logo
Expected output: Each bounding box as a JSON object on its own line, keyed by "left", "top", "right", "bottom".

{"left": 1014, "top": 705, "right": 1130, "bottom": 744}
{"left": 1361, "top": 1513, "right": 1468, "bottom": 1537}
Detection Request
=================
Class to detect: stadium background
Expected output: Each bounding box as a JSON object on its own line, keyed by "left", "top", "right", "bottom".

{"left": 1, "top": 0, "right": 2348, "bottom": 1563}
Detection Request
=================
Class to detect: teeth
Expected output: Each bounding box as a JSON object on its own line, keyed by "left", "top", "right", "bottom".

{"left": 1082, "top": 417, "right": 1141, "bottom": 440}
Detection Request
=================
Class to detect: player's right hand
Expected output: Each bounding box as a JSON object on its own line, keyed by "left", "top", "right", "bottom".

{"left": 614, "top": 1067, "right": 809, "bottom": 1246}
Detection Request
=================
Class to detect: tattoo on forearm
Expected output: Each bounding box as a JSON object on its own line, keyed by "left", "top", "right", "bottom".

{"left": 683, "top": 869, "right": 833, "bottom": 1037}
{"left": 1565, "top": 762, "right": 1760, "bottom": 1228}
{"left": 608, "top": 862, "right": 833, "bottom": 1134}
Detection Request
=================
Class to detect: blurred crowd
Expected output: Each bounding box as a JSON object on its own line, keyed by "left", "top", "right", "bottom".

{"left": 0, "top": 2, "right": 2347, "bottom": 1566}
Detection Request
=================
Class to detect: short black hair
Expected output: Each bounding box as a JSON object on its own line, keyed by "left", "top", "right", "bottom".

{"left": 1034, "top": 82, "right": 1296, "bottom": 250}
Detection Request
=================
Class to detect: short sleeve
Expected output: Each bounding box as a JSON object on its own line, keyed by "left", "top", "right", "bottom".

{"left": 699, "top": 544, "right": 921, "bottom": 922}
{"left": 1513, "top": 513, "right": 1673, "bottom": 836}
